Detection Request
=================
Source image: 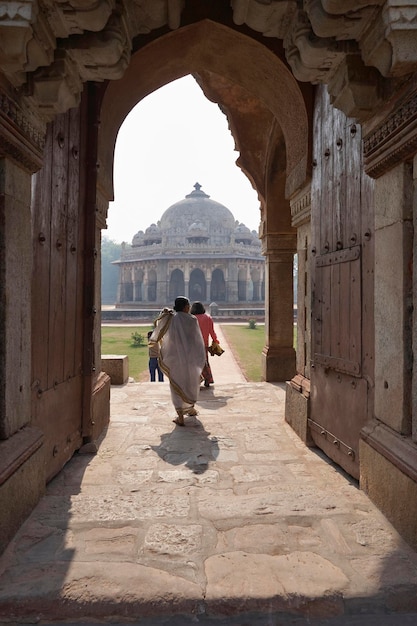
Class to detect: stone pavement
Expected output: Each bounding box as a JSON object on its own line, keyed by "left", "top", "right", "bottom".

{"left": 1, "top": 328, "right": 417, "bottom": 625}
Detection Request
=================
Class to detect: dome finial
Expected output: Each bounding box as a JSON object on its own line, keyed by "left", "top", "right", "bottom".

{"left": 186, "top": 183, "right": 209, "bottom": 199}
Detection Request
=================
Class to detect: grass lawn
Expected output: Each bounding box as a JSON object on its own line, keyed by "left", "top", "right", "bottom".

{"left": 101, "top": 326, "right": 154, "bottom": 382}
{"left": 101, "top": 322, "right": 296, "bottom": 383}
{"left": 220, "top": 324, "right": 265, "bottom": 382}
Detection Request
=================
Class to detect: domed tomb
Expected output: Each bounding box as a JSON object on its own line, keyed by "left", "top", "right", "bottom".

{"left": 115, "top": 183, "right": 264, "bottom": 308}
{"left": 159, "top": 182, "right": 236, "bottom": 247}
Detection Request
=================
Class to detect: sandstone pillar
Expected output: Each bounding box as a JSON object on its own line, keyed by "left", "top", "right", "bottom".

{"left": 373, "top": 163, "right": 413, "bottom": 434}
{"left": 285, "top": 185, "right": 312, "bottom": 443}
{"left": 359, "top": 161, "right": 416, "bottom": 550}
{"left": 261, "top": 234, "right": 296, "bottom": 381}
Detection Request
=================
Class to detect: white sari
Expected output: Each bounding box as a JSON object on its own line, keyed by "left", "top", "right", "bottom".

{"left": 151, "top": 309, "right": 206, "bottom": 411}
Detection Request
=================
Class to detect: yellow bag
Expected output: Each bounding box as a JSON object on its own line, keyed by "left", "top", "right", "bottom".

{"left": 209, "top": 341, "right": 225, "bottom": 356}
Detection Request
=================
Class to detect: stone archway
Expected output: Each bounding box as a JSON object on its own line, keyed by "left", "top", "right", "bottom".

{"left": 98, "top": 19, "right": 310, "bottom": 382}
{"left": 98, "top": 21, "right": 309, "bottom": 204}
{"left": 169, "top": 269, "right": 185, "bottom": 301}
{"left": 211, "top": 268, "right": 226, "bottom": 302}
{"left": 189, "top": 268, "right": 207, "bottom": 302}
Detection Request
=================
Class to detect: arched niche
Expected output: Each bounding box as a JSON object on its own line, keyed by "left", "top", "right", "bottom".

{"left": 98, "top": 19, "right": 310, "bottom": 205}
{"left": 169, "top": 269, "right": 185, "bottom": 301}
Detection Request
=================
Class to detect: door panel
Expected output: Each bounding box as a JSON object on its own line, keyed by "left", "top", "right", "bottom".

{"left": 310, "top": 86, "right": 374, "bottom": 479}
{"left": 31, "top": 103, "right": 85, "bottom": 481}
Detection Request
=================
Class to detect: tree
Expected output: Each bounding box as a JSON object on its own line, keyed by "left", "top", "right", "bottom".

{"left": 101, "top": 236, "right": 122, "bottom": 305}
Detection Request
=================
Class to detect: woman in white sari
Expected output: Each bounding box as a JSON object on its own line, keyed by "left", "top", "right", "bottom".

{"left": 151, "top": 297, "right": 206, "bottom": 426}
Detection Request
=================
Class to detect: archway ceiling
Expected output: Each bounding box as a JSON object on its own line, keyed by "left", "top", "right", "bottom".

{"left": 1, "top": 1, "right": 417, "bottom": 123}
{"left": 194, "top": 70, "right": 276, "bottom": 208}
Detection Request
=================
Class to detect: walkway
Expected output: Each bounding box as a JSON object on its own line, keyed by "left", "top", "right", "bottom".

{"left": 1, "top": 328, "right": 417, "bottom": 625}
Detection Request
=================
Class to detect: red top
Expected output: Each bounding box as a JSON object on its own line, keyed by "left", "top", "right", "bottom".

{"left": 194, "top": 313, "right": 218, "bottom": 347}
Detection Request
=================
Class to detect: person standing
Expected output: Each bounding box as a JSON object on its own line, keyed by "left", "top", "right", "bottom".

{"left": 151, "top": 297, "right": 206, "bottom": 426}
{"left": 190, "top": 301, "right": 218, "bottom": 387}
{"left": 147, "top": 331, "right": 164, "bottom": 382}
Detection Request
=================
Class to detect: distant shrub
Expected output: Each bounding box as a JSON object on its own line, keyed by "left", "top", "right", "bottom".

{"left": 248, "top": 319, "right": 257, "bottom": 330}
{"left": 131, "top": 331, "right": 146, "bottom": 347}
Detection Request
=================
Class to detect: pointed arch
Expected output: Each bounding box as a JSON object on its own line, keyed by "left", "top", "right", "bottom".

{"left": 98, "top": 19, "right": 309, "bottom": 203}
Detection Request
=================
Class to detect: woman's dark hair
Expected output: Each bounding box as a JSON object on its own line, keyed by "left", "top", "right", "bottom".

{"left": 174, "top": 296, "right": 190, "bottom": 312}
{"left": 191, "top": 301, "right": 205, "bottom": 315}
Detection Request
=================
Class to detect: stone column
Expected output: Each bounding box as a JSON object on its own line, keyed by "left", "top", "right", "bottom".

{"left": 284, "top": 184, "right": 312, "bottom": 443}
{"left": 227, "top": 260, "right": 238, "bottom": 303}
{"left": 142, "top": 269, "right": 149, "bottom": 303}
{"left": 206, "top": 270, "right": 211, "bottom": 303}
{"left": 261, "top": 233, "right": 296, "bottom": 381}
{"left": 156, "top": 259, "right": 168, "bottom": 305}
{"left": 182, "top": 262, "right": 188, "bottom": 299}
{"left": 374, "top": 162, "right": 413, "bottom": 435}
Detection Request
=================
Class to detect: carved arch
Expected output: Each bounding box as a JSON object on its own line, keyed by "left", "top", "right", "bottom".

{"left": 98, "top": 19, "right": 310, "bottom": 202}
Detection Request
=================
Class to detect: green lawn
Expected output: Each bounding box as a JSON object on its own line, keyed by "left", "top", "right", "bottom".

{"left": 101, "top": 326, "right": 154, "bottom": 382}
{"left": 101, "top": 322, "right": 295, "bottom": 383}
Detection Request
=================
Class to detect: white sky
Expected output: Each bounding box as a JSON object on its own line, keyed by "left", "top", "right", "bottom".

{"left": 105, "top": 75, "right": 261, "bottom": 244}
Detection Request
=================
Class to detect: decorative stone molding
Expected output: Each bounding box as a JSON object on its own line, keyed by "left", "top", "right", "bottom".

{"left": 0, "top": 90, "right": 45, "bottom": 171}
{"left": 1, "top": 1, "right": 417, "bottom": 124}
{"left": 290, "top": 184, "right": 311, "bottom": 228}
{"left": 363, "top": 91, "right": 417, "bottom": 178}
{"left": 260, "top": 233, "right": 297, "bottom": 258}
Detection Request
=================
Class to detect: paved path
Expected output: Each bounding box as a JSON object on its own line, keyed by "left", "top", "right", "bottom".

{"left": 1, "top": 329, "right": 417, "bottom": 625}
{"left": 209, "top": 324, "right": 247, "bottom": 384}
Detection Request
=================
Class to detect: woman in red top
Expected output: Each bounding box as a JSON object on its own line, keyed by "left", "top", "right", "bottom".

{"left": 191, "top": 301, "right": 218, "bottom": 387}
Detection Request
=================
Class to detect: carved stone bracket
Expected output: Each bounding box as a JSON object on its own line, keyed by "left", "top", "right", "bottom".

{"left": 0, "top": 1, "right": 35, "bottom": 85}
{"left": 1, "top": 1, "right": 417, "bottom": 128}
{"left": 64, "top": 11, "right": 132, "bottom": 81}
{"left": 31, "top": 49, "right": 83, "bottom": 117}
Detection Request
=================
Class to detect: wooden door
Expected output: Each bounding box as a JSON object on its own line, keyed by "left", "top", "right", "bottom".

{"left": 31, "top": 103, "right": 86, "bottom": 481}
{"left": 310, "top": 87, "right": 374, "bottom": 479}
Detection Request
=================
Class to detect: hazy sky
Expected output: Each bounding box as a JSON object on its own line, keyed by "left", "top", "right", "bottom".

{"left": 105, "top": 75, "right": 261, "bottom": 244}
